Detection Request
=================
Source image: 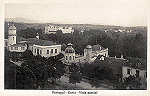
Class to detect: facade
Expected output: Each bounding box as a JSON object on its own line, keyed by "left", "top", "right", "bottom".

{"left": 30, "top": 44, "right": 61, "bottom": 57}
{"left": 45, "top": 25, "right": 74, "bottom": 34}
{"left": 8, "top": 43, "right": 27, "bottom": 52}
{"left": 64, "top": 43, "right": 75, "bottom": 64}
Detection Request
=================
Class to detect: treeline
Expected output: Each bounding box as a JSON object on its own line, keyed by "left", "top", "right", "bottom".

{"left": 16, "top": 27, "right": 147, "bottom": 59}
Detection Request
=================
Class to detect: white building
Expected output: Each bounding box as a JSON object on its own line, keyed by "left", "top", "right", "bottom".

{"left": 64, "top": 43, "right": 75, "bottom": 64}
{"left": 84, "top": 44, "right": 109, "bottom": 63}
{"left": 45, "top": 25, "right": 74, "bottom": 34}
{"left": 26, "top": 38, "right": 61, "bottom": 57}
{"left": 8, "top": 43, "right": 27, "bottom": 52}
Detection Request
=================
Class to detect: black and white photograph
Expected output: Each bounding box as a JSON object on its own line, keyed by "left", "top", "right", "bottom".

{"left": 4, "top": 0, "right": 147, "bottom": 91}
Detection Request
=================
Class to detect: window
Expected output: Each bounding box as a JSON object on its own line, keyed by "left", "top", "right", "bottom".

{"left": 73, "top": 56, "right": 75, "bottom": 60}
{"left": 66, "top": 56, "right": 68, "bottom": 60}
{"left": 127, "top": 68, "right": 131, "bottom": 75}
{"left": 69, "top": 56, "right": 72, "bottom": 60}
{"left": 55, "top": 49, "right": 57, "bottom": 53}
{"left": 47, "top": 50, "right": 49, "bottom": 54}
{"left": 40, "top": 50, "right": 42, "bottom": 54}
{"left": 37, "top": 49, "right": 39, "bottom": 55}
{"left": 51, "top": 49, "right": 53, "bottom": 53}
{"left": 145, "top": 72, "right": 147, "bottom": 78}
{"left": 15, "top": 47, "right": 18, "bottom": 50}
{"left": 32, "top": 47, "right": 33, "bottom": 52}
{"left": 136, "top": 70, "right": 139, "bottom": 77}
{"left": 13, "top": 37, "right": 14, "bottom": 40}
{"left": 21, "top": 47, "right": 24, "bottom": 50}
{"left": 11, "top": 47, "right": 13, "bottom": 50}
{"left": 35, "top": 49, "right": 36, "bottom": 53}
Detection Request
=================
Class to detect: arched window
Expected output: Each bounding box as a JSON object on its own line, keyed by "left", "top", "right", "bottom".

{"left": 66, "top": 56, "right": 68, "bottom": 60}
{"left": 69, "top": 56, "right": 72, "bottom": 60}
{"left": 13, "top": 37, "right": 14, "bottom": 40}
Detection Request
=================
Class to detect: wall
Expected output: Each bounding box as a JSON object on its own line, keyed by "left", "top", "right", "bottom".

{"left": 64, "top": 53, "right": 75, "bottom": 64}
{"left": 9, "top": 45, "right": 27, "bottom": 52}
{"left": 8, "top": 35, "right": 16, "bottom": 46}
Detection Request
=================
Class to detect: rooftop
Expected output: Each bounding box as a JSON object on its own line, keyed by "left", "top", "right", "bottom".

{"left": 26, "top": 38, "right": 57, "bottom": 46}
{"left": 17, "top": 36, "right": 58, "bottom": 46}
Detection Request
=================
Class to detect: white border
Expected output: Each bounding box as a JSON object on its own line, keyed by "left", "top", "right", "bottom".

{"left": 0, "top": 0, "right": 149, "bottom": 96}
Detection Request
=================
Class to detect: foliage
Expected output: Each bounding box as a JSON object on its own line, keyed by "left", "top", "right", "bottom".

{"left": 114, "top": 75, "right": 142, "bottom": 89}
{"left": 15, "top": 26, "right": 147, "bottom": 58}
{"left": 69, "top": 72, "right": 82, "bottom": 85}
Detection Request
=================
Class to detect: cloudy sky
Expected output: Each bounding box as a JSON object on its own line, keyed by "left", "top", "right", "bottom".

{"left": 5, "top": 0, "right": 147, "bottom": 26}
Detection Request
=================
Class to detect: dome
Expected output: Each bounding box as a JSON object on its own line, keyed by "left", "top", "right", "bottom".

{"left": 9, "top": 25, "right": 16, "bottom": 30}
{"left": 86, "top": 45, "right": 92, "bottom": 49}
{"left": 65, "top": 43, "right": 75, "bottom": 53}
{"left": 67, "top": 43, "right": 73, "bottom": 46}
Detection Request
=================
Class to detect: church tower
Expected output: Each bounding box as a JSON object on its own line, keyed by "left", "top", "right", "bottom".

{"left": 8, "top": 22, "right": 16, "bottom": 46}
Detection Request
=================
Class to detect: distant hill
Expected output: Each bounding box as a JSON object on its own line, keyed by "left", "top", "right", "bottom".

{"left": 4, "top": 20, "right": 147, "bottom": 39}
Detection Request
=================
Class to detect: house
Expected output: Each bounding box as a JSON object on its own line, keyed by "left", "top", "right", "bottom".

{"left": 45, "top": 25, "right": 74, "bottom": 34}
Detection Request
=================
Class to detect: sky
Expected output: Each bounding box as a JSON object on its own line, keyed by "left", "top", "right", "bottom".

{"left": 5, "top": 0, "right": 147, "bottom": 26}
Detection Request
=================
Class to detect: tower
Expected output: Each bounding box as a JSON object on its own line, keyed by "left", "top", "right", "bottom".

{"left": 84, "top": 45, "right": 92, "bottom": 63}
{"left": 65, "top": 43, "right": 75, "bottom": 64}
{"left": 8, "top": 22, "right": 16, "bottom": 46}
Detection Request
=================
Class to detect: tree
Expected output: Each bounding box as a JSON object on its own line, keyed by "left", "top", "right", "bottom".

{"left": 69, "top": 72, "right": 82, "bottom": 86}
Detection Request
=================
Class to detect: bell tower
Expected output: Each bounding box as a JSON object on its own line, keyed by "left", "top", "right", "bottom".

{"left": 8, "top": 22, "right": 16, "bottom": 46}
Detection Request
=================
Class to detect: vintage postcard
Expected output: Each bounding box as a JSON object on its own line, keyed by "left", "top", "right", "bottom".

{"left": 1, "top": 0, "right": 149, "bottom": 96}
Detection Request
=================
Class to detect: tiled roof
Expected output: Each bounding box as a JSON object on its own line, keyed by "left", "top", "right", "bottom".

{"left": 92, "top": 44, "right": 106, "bottom": 51}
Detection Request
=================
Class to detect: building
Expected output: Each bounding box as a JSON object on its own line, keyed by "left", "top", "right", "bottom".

{"left": 6, "top": 23, "right": 61, "bottom": 58}
{"left": 26, "top": 38, "right": 61, "bottom": 57}
{"left": 45, "top": 25, "right": 74, "bottom": 34}
{"left": 8, "top": 43, "right": 27, "bottom": 52}
{"left": 64, "top": 43, "right": 75, "bottom": 64}
{"left": 84, "top": 44, "right": 109, "bottom": 63}
{"left": 122, "top": 58, "right": 147, "bottom": 88}
{"left": 63, "top": 44, "right": 109, "bottom": 64}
